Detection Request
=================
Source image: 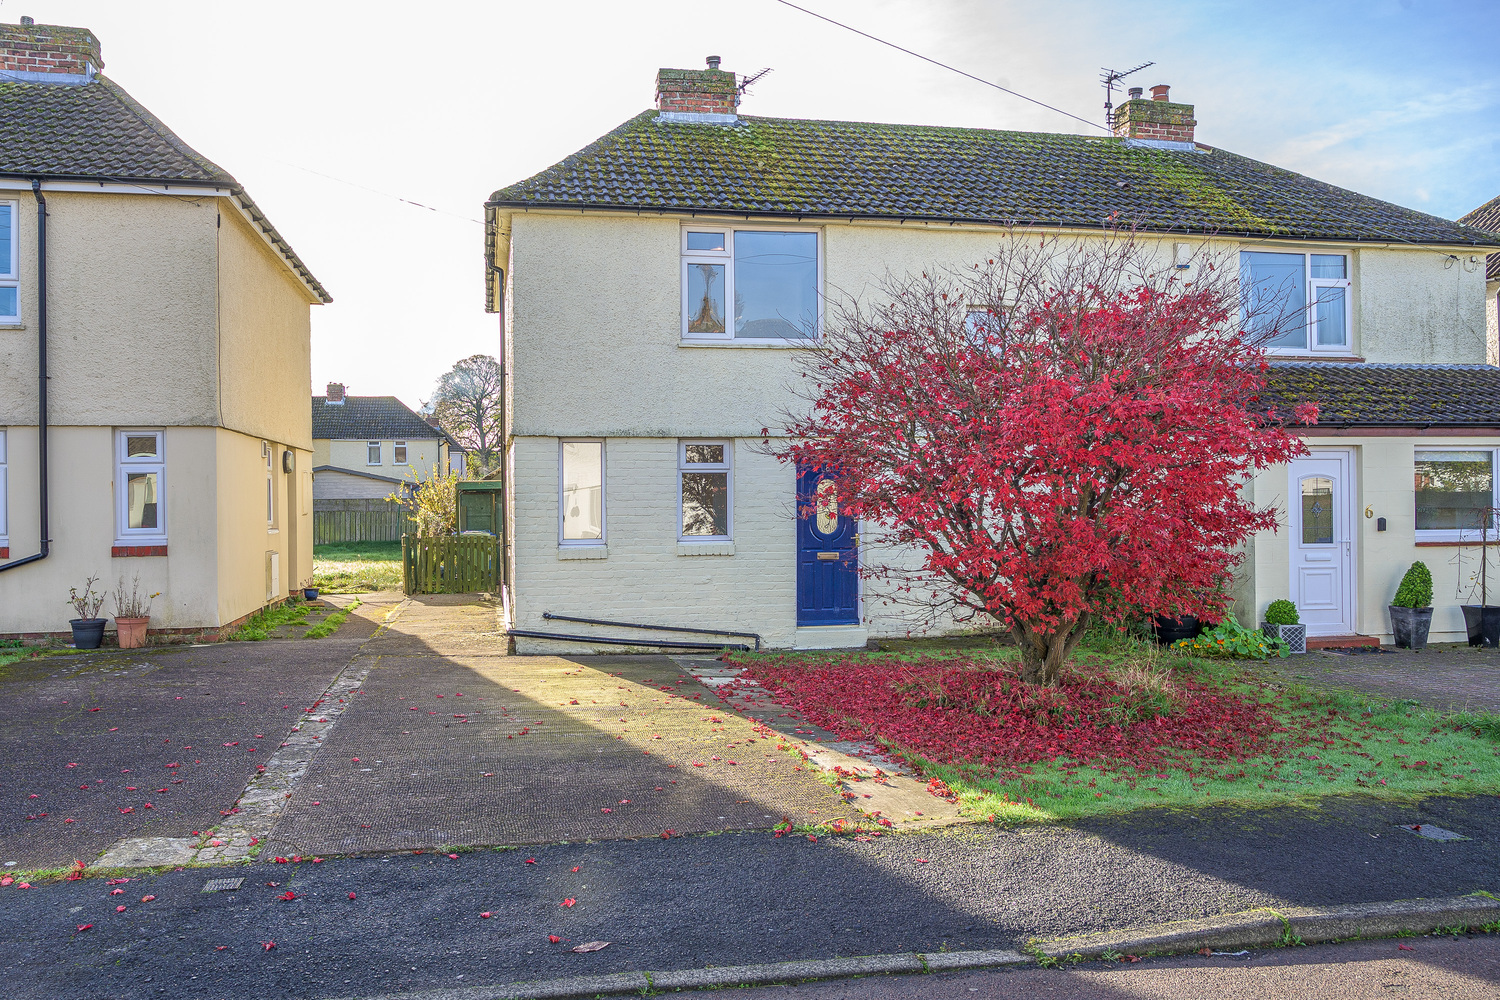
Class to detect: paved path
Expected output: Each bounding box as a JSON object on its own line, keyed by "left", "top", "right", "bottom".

{"left": 716, "top": 934, "right": 1500, "bottom": 1000}
{"left": 1268, "top": 646, "right": 1500, "bottom": 713}
{"left": 263, "top": 595, "right": 860, "bottom": 856}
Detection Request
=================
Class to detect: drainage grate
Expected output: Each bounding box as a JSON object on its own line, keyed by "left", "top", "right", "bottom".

{"left": 1397, "top": 824, "right": 1470, "bottom": 842}
{"left": 201, "top": 877, "right": 245, "bottom": 892}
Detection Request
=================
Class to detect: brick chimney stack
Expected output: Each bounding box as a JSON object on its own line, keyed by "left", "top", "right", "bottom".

{"left": 1113, "top": 83, "right": 1197, "bottom": 145}
{"left": 655, "top": 57, "right": 738, "bottom": 119}
{"left": 325, "top": 382, "right": 346, "bottom": 405}
{"left": 0, "top": 18, "right": 103, "bottom": 82}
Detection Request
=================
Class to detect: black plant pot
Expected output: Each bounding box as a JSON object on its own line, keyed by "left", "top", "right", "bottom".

{"left": 70, "top": 618, "right": 106, "bottom": 650}
{"left": 1461, "top": 605, "right": 1500, "bottom": 648}
{"left": 1389, "top": 605, "right": 1433, "bottom": 651}
{"left": 1152, "top": 615, "right": 1201, "bottom": 646}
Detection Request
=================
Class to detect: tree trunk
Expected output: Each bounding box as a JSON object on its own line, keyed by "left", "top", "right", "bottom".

{"left": 1014, "top": 613, "right": 1089, "bottom": 686}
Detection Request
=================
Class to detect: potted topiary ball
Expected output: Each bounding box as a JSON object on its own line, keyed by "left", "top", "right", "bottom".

{"left": 1260, "top": 599, "right": 1306, "bottom": 654}
{"left": 1390, "top": 560, "right": 1434, "bottom": 650}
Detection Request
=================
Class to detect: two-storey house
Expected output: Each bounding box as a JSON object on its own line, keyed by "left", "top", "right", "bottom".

{"left": 485, "top": 60, "right": 1500, "bottom": 651}
{"left": 311, "top": 383, "right": 461, "bottom": 500}
{"left": 0, "top": 19, "right": 328, "bottom": 638}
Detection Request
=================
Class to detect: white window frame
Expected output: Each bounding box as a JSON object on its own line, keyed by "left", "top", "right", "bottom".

{"left": 263, "top": 441, "right": 277, "bottom": 529}
{"left": 678, "top": 440, "right": 733, "bottom": 541}
{"left": 394, "top": 440, "right": 408, "bottom": 464}
{"left": 115, "top": 430, "right": 167, "bottom": 544}
{"left": 1241, "top": 250, "right": 1353, "bottom": 356}
{"left": 1414, "top": 447, "right": 1500, "bottom": 543}
{"left": 367, "top": 440, "right": 382, "bottom": 466}
{"left": 681, "top": 225, "right": 822, "bottom": 345}
{"left": 0, "top": 200, "right": 18, "bottom": 324}
{"left": 0, "top": 429, "right": 8, "bottom": 546}
{"left": 558, "top": 439, "right": 606, "bottom": 546}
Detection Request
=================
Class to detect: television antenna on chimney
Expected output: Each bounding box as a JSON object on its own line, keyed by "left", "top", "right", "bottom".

{"left": 1100, "top": 62, "right": 1155, "bottom": 130}
{"left": 739, "top": 67, "right": 772, "bottom": 95}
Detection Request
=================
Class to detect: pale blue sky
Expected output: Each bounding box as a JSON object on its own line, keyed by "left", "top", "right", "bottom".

{"left": 15, "top": 1, "right": 1500, "bottom": 406}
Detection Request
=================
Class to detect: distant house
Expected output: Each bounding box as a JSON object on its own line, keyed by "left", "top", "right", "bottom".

{"left": 1459, "top": 195, "right": 1500, "bottom": 366}
{"left": 0, "top": 19, "right": 327, "bottom": 638}
{"left": 310, "top": 385, "right": 462, "bottom": 542}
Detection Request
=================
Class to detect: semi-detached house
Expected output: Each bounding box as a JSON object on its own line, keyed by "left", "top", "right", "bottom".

{"left": 0, "top": 19, "right": 328, "bottom": 638}
{"left": 484, "top": 60, "right": 1500, "bottom": 652}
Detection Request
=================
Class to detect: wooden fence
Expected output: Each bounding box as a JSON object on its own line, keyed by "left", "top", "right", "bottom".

{"left": 314, "top": 500, "right": 419, "bottom": 544}
{"left": 402, "top": 534, "right": 502, "bottom": 594}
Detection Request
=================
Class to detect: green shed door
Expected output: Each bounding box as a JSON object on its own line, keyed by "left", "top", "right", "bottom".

{"left": 458, "top": 492, "right": 495, "bottom": 534}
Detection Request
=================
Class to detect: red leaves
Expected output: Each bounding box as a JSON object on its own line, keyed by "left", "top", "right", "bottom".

{"left": 480, "top": 911, "right": 492, "bottom": 919}
{"left": 525, "top": 858, "right": 536, "bottom": 864}
{"left": 140, "top": 895, "right": 154, "bottom": 902}
{"left": 262, "top": 941, "right": 276, "bottom": 951}
{"left": 278, "top": 891, "right": 296, "bottom": 901}
{"left": 349, "top": 892, "right": 357, "bottom": 899}
{"left": 560, "top": 898, "right": 576, "bottom": 908}
{"left": 76, "top": 924, "right": 93, "bottom": 932}
{"left": 661, "top": 829, "right": 675, "bottom": 839}
{"left": 1398, "top": 944, "right": 1414, "bottom": 951}
{"left": 548, "top": 934, "right": 561, "bottom": 943}
{"left": 66, "top": 861, "right": 85, "bottom": 881}
{"left": 570, "top": 867, "right": 581, "bottom": 873}
{"left": 115, "top": 905, "right": 127, "bottom": 913}
{"left": 274, "top": 857, "right": 289, "bottom": 864}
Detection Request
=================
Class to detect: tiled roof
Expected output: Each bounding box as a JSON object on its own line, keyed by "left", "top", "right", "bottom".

{"left": 1459, "top": 194, "right": 1500, "bottom": 281}
{"left": 0, "top": 75, "right": 330, "bottom": 302}
{"left": 488, "top": 111, "right": 1499, "bottom": 248}
{"left": 1263, "top": 363, "right": 1500, "bottom": 428}
{"left": 312, "top": 396, "right": 452, "bottom": 442}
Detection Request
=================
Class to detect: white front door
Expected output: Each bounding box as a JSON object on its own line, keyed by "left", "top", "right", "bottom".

{"left": 1289, "top": 451, "right": 1356, "bottom": 636}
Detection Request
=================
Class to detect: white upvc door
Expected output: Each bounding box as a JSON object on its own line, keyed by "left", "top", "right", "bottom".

{"left": 1288, "top": 450, "right": 1357, "bottom": 636}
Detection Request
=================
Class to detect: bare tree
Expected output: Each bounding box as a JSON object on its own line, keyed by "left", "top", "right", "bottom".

{"left": 432, "top": 355, "right": 503, "bottom": 475}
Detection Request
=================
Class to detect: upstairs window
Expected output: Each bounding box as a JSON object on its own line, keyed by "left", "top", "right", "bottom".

{"left": 367, "top": 441, "right": 382, "bottom": 465}
{"left": 682, "top": 229, "right": 819, "bottom": 342}
{"left": 394, "top": 441, "right": 408, "bottom": 464}
{"left": 1240, "top": 251, "right": 1351, "bottom": 353}
{"left": 0, "top": 201, "right": 17, "bottom": 322}
{"left": 116, "top": 431, "right": 166, "bottom": 542}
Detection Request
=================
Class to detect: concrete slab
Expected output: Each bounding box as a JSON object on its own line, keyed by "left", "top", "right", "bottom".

{"left": 94, "top": 836, "right": 198, "bottom": 868}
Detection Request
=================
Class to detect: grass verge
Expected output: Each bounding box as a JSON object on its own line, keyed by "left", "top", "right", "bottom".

{"left": 304, "top": 598, "right": 360, "bottom": 639}
{"left": 732, "top": 637, "right": 1500, "bottom": 823}
{"left": 313, "top": 542, "right": 402, "bottom": 594}
{"left": 229, "top": 602, "right": 310, "bottom": 641}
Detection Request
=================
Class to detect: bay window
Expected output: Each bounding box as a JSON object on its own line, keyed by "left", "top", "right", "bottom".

{"left": 1240, "top": 251, "right": 1351, "bottom": 353}
{"left": 682, "top": 228, "right": 819, "bottom": 342}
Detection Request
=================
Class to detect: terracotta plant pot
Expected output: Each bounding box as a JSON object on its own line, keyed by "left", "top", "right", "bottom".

{"left": 114, "top": 616, "right": 150, "bottom": 649}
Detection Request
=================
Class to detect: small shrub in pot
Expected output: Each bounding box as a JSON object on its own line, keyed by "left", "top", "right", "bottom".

{"left": 1390, "top": 561, "right": 1434, "bottom": 650}
{"left": 67, "top": 575, "right": 108, "bottom": 650}
{"left": 1260, "top": 599, "right": 1306, "bottom": 654}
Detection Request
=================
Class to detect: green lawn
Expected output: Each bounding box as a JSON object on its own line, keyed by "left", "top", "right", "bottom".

{"left": 735, "top": 633, "right": 1500, "bottom": 823}
{"left": 313, "top": 541, "right": 403, "bottom": 593}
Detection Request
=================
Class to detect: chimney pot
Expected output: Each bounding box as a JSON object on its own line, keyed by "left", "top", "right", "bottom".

{"left": 326, "top": 382, "right": 346, "bottom": 404}
{"left": 1150, "top": 84, "right": 1171, "bottom": 101}
{"left": 1113, "top": 84, "right": 1195, "bottom": 144}
{"left": 706, "top": 55, "right": 721, "bottom": 69}
{"left": 1127, "top": 86, "right": 1143, "bottom": 99}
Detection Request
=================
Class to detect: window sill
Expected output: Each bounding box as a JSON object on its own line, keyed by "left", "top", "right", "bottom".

{"left": 1265, "top": 353, "right": 1364, "bottom": 363}
{"left": 679, "top": 339, "right": 820, "bottom": 350}
{"left": 0, "top": 323, "right": 24, "bottom": 331}
{"left": 267, "top": 527, "right": 280, "bottom": 534}
{"left": 558, "top": 545, "right": 607, "bottom": 560}
{"left": 677, "top": 540, "right": 735, "bottom": 556}
{"left": 113, "top": 544, "right": 168, "bottom": 557}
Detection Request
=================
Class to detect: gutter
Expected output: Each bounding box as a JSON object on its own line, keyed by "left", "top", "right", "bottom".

{"left": 1, "top": 180, "right": 50, "bottom": 573}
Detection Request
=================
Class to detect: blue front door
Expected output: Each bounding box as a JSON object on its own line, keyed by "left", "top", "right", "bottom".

{"left": 796, "top": 465, "right": 859, "bottom": 626}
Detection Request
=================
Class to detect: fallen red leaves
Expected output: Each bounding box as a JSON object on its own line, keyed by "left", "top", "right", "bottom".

{"left": 737, "top": 654, "right": 1341, "bottom": 783}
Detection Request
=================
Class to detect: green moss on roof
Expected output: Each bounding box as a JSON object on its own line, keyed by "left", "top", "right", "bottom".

{"left": 488, "top": 110, "right": 1491, "bottom": 247}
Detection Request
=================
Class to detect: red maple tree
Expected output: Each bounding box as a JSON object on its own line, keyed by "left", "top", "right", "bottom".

{"left": 778, "top": 237, "right": 1315, "bottom": 684}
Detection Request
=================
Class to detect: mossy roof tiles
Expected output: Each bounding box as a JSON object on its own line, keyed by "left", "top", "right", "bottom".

{"left": 1458, "top": 194, "right": 1500, "bottom": 281}
{"left": 0, "top": 75, "right": 330, "bottom": 302}
{"left": 1263, "top": 363, "right": 1500, "bottom": 428}
{"left": 312, "top": 396, "right": 454, "bottom": 444}
{"left": 489, "top": 111, "right": 1496, "bottom": 249}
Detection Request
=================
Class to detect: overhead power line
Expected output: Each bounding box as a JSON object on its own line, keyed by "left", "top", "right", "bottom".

{"left": 771, "top": 0, "right": 1108, "bottom": 133}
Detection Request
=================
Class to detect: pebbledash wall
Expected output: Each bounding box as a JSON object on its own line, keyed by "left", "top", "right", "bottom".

{"left": 502, "top": 209, "right": 1491, "bottom": 650}
{"left": 0, "top": 187, "right": 316, "bottom": 634}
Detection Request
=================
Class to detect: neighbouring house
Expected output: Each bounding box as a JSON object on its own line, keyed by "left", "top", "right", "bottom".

{"left": 310, "top": 385, "right": 461, "bottom": 542}
{"left": 484, "top": 60, "right": 1500, "bottom": 651}
{"left": 1459, "top": 195, "right": 1500, "bottom": 366}
{"left": 0, "top": 18, "right": 328, "bottom": 638}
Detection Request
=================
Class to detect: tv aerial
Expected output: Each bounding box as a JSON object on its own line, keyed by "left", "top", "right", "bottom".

{"left": 1100, "top": 62, "right": 1155, "bottom": 130}
{"left": 739, "top": 67, "right": 772, "bottom": 96}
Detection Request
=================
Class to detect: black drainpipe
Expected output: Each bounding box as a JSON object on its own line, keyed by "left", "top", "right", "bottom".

{"left": 1, "top": 179, "right": 50, "bottom": 573}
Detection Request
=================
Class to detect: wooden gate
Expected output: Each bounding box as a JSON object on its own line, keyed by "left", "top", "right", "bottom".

{"left": 402, "top": 534, "right": 502, "bottom": 594}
